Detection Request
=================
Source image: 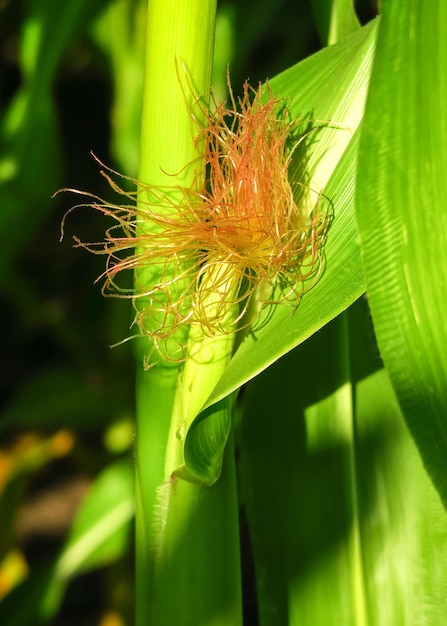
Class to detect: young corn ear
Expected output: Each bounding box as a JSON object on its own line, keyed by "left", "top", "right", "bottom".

{"left": 62, "top": 79, "right": 329, "bottom": 361}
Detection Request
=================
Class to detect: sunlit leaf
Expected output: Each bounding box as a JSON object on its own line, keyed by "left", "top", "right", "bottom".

{"left": 356, "top": 0, "right": 447, "bottom": 506}
{"left": 204, "top": 19, "right": 377, "bottom": 411}
{"left": 310, "top": 0, "right": 360, "bottom": 45}
{"left": 54, "top": 459, "right": 134, "bottom": 581}
{"left": 0, "top": 461, "right": 134, "bottom": 624}
{"left": 240, "top": 301, "right": 447, "bottom": 625}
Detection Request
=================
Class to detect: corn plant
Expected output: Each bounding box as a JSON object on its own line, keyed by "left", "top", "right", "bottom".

{"left": 1, "top": 0, "right": 446, "bottom": 625}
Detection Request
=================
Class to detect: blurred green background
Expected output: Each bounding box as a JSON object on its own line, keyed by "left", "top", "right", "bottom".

{"left": 0, "top": 1, "right": 376, "bottom": 624}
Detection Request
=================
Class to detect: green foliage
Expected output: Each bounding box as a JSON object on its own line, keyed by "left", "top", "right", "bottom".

{"left": 240, "top": 300, "right": 447, "bottom": 625}
{"left": 2, "top": 0, "right": 446, "bottom": 625}
{"left": 0, "top": 461, "right": 133, "bottom": 625}
{"left": 356, "top": 0, "right": 447, "bottom": 506}
{"left": 207, "top": 19, "right": 377, "bottom": 409}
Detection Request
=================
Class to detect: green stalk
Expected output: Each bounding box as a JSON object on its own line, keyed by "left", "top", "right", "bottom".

{"left": 135, "top": 1, "right": 242, "bottom": 624}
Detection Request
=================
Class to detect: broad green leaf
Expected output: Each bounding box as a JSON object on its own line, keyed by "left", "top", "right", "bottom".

{"left": 184, "top": 19, "right": 377, "bottom": 483}
{"left": 0, "top": 461, "right": 134, "bottom": 624}
{"left": 180, "top": 397, "right": 232, "bottom": 485}
{"left": 52, "top": 460, "right": 133, "bottom": 585}
{"left": 239, "top": 300, "right": 447, "bottom": 625}
{"left": 188, "top": 132, "right": 363, "bottom": 482}
{"left": 310, "top": 0, "right": 360, "bottom": 46}
{"left": 203, "top": 19, "right": 377, "bottom": 412}
{"left": 356, "top": 1, "right": 447, "bottom": 505}
{"left": 48, "top": 459, "right": 134, "bottom": 615}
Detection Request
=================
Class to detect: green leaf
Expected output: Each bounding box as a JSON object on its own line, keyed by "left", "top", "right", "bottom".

{"left": 183, "top": 19, "right": 377, "bottom": 484}
{"left": 356, "top": 1, "right": 447, "bottom": 505}
{"left": 0, "top": 461, "right": 134, "bottom": 624}
{"left": 204, "top": 19, "right": 378, "bottom": 411}
{"left": 239, "top": 300, "right": 447, "bottom": 625}
{"left": 310, "top": 0, "right": 360, "bottom": 46}
{"left": 91, "top": 0, "right": 146, "bottom": 177}
{"left": 179, "top": 397, "right": 232, "bottom": 485}
{"left": 47, "top": 459, "right": 133, "bottom": 618}
{"left": 54, "top": 459, "right": 134, "bottom": 581}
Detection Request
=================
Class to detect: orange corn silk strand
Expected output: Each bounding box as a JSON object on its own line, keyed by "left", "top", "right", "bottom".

{"left": 67, "top": 79, "right": 327, "bottom": 357}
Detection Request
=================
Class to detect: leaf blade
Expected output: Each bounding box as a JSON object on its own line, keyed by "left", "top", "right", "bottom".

{"left": 204, "top": 20, "right": 377, "bottom": 409}
{"left": 356, "top": 0, "right": 447, "bottom": 505}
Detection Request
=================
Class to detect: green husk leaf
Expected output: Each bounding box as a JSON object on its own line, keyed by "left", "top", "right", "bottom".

{"left": 202, "top": 19, "right": 377, "bottom": 413}
{"left": 181, "top": 19, "right": 377, "bottom": 486}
